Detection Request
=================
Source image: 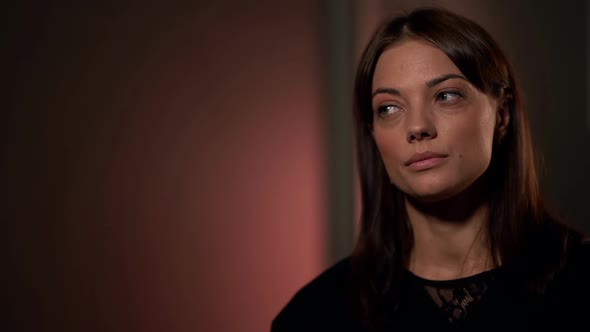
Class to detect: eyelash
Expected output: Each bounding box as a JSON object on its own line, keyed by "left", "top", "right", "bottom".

{"left": 375, "top": 90, "right": 465, "bottom": 118}
{"left": 376, "top": 104, "right": 402, "bottom": 118}
{"left": 435, "top": 90, "right": 464, "bottom": 102}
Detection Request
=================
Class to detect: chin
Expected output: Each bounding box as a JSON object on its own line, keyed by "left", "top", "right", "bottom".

{"left": 408, "top": 190, "right": 456, "bottom": 203}
{"left": 404, "top": 178, "right": 479, "bottom": 204}
{"left": 403, "top": 180, "right": 468, "bottom": 203}
{"left": 393, "top": 171, "right": 482, "bottom": 203}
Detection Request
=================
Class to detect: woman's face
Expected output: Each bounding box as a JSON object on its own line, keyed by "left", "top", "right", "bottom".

{"left": 371, "top": 39, "right": 500, "bottom": 202}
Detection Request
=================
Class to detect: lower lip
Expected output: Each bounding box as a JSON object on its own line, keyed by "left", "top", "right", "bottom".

{"left": 408, "top": 157, "right": 447, "bottom": 171}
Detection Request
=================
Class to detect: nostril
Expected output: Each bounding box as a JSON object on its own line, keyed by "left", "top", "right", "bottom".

{"left": 407, "top": 130, "right": 436, "bottom": 142}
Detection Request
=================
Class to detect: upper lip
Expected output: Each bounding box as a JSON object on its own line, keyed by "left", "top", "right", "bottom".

{"left": 405, "top": 151, "right": 448, "bottom": 166}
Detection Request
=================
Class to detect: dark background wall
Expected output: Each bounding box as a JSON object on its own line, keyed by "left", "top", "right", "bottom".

{"left": 6, "top": 2, "right": 327, "bottom": 332}
{"left": 5, "top": 1, "right": 588, "bottom": 332}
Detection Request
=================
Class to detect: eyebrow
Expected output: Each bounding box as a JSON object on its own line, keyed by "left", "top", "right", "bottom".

{"left": 372, "top": 73, "right": 468, "bottom": 98}
{"left": 372, "top": 87, "right": 401, "bottom": 98}
{"left": 426, "top": 73, "right": 468, "bottom": 87}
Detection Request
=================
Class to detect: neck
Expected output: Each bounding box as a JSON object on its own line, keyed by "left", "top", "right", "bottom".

{"left": 407, "top": 177, "right": 495, "bottom": 280}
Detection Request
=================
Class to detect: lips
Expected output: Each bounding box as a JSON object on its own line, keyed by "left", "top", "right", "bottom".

{"left": 405, "top": 151, "right": 448, "bottom": 167}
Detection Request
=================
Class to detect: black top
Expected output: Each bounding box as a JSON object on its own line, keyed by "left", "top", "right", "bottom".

{"left": 271, "top": 240, "right": 590, "bottom": 331}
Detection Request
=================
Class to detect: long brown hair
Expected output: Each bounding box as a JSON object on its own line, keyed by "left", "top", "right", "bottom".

{"left": 351, "top": 7, "right": 572, "bottom": 329}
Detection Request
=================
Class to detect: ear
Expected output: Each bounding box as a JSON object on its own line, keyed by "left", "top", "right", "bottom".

{"left": 495, "top": 96, "right": 511, "bottom": 141}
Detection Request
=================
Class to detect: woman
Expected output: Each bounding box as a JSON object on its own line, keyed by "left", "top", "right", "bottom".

{"left": 272, "top": 7, "right": 589, "bottom": 331}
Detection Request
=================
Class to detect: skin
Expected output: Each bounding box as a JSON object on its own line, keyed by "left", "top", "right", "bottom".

{"left": 371, "top": 39, "right": 510, "bottom": 280}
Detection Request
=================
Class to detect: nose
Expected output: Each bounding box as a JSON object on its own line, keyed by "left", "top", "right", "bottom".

{"left": 405, "top": 106, "right": 437, "bottom": 143}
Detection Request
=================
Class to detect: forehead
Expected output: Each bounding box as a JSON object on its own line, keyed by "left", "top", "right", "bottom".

{"left": 372, "top": 39, "right": 462, "bottom": 88}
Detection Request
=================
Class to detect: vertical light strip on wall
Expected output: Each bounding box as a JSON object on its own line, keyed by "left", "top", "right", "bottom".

{"left": 322, "top": 0, "right": 356, "bottom": 264}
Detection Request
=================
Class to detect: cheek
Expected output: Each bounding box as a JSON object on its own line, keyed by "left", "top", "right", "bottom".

{"left": 373, "top": 130, "right": 404, "bottom": 168}
{"left": 477, "top": 114, "right": 497, "bottom": 152}
{"left": 372, "top": 130, "right": 410, "bottom": 188}
{"left": 453, "top": 114, "right": 496, "bottom": 160}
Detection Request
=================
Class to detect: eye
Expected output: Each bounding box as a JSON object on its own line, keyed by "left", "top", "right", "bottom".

{"left": 376, "top": 104, "right": 402, "bottom": 118}
{"left": 436, "top": 90, "right": 463, "bottom": 103}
